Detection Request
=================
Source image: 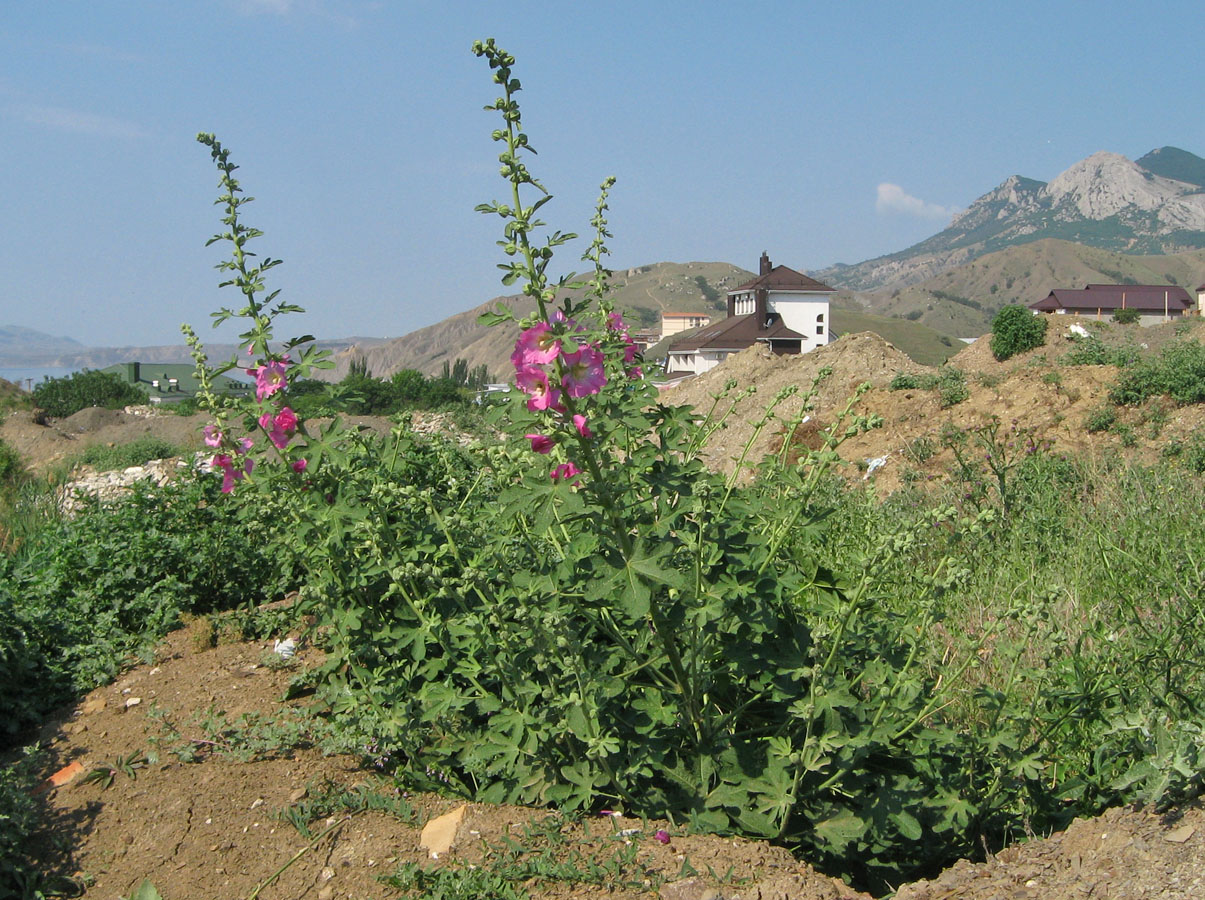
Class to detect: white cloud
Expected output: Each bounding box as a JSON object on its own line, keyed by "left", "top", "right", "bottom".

{"left": 876, "top": 183, "right": 960, "bottom": 221}
{"left": 11, "top": 103, "right": 149, "bottom": 140}
{"left": 236, "top": 0, "right": 295, "bottom": 12}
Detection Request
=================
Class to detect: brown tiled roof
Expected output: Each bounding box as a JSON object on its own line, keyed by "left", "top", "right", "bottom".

{"left": 668, "top": 313, "right": 804, "bottom": 353}
{"left": 729, "top": 265, "right": 835, "bottom": 294}
{"left": 1030, "top": 284, "right": 1192, "bottom": 313}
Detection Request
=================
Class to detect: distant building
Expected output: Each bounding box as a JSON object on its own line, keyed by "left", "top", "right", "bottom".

{"left": 100, "top": 361, "right": 251, "bottom": 404}
{"left": 1029, "top": 284, "right": 1193, "bottom": 325}
{"left": 660, "top": 312, "right": 713, "bottom": 339}
{"left": 665, "top": 253, "right": 835, "bottom": 376}
{"left": 1197, "top": 282, "right": 1205, "bottom": 315}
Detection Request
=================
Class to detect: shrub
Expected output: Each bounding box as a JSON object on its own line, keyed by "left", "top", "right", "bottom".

{"left": 937, "top": 367, "right": 969, "bottom": 407}
{"left": 32, "top": 370, "right": 148, "bottom": 418}
{"left": 1111, "top": 307, "right": 1140, "bottom": 325}
{"left": 0, "top": 475, "right": 289, "bottom": 745}
{"left": 0, "top": 439, "right": 21, "bottom": 487}
{"left": 1084, "top": 406, "right": 1116, "bottom": 433}
{"left": 990, "top": 306, "right": 1047, "bottom": 361}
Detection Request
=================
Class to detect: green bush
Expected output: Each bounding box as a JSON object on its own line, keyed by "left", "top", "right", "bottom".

{"left": 0, "top": 439, "right": 21, "bottom": 488}
{"left": 0, "top": 746, "right": 44, "bottom": 896}
{"left": 32, "top": 370, "right": 148, "bottom": 418}
{"left": 1109, "top": 341, "right": 1205, "bottom": 406}
{"left": 990, "top": 306, "right": 1047, "bottom": 361}
{"left": 1085, "top": 406, "right": 1116, "bottom": 433}
{"left": 1111, "top": 307, "right": 1141, "bottom": 325}
{"left": 0, "top": 475, "right": 290, "bottom": 746}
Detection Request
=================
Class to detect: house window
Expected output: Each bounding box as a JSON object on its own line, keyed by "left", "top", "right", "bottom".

{"left": 816, "top": 325, "right": 824, "bottom": 335}
{"left": 816, "top": 313, "right": 824, "bottom": 323}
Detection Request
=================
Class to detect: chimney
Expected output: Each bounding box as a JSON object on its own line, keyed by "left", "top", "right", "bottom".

{"left": 759, "top": 251, "right": 771, "bottom": 276}
{"left": 756, "top": 288, "right": 769, "bottom": 331}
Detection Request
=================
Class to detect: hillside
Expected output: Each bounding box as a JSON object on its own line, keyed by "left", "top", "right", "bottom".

{"left": 842, "top": 239, "right": 1205, "bottom": 336}
{"left": 818, "top": 146, "right": 1205, "bottom": 293}
{"left": 326, "top": 262, "right": 973, "bottom": 381}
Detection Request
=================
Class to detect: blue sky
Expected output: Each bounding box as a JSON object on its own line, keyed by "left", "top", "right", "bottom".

{"left": 2, "top": 1, "right": 1202, "bottom": 347}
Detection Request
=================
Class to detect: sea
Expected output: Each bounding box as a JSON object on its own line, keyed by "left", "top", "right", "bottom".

{"left": 0, "top": 366, "right": 80, "bottom": 389}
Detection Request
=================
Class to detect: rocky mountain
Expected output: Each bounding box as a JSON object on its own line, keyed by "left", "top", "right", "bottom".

{"left": 819, "top": 146, "right": 1205, "bottom": 292}
{"left": 0, "top": 326, "right": 84, "bottom": 364}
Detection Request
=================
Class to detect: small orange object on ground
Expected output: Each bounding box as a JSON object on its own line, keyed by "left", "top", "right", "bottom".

{"left": 32, "top": 760, "right": 86, "bottom": 795}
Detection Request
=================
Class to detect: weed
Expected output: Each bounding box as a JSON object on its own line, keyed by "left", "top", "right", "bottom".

{"left": 1085, "top": 406, "right": 1116, "bottom": 433}
{"left": 72, "top": 437, "right": 186, "bottom": 473}
{"left": 903, "top": 435, "right": 936, "bottom": 465}
{"left": 80, "top": 752, "right": 150, "bottom": 790}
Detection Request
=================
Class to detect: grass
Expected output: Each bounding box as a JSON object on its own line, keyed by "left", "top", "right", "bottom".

{"left": 71, "top": 437, "right": 187, "bottom": 473}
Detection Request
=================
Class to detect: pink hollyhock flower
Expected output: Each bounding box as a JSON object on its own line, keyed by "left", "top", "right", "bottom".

{"left": 250, "top": 359, "right": 289, "bottom": 401}
{"left": 623, "top": 340, "right": 640, "bottom": 365}
{"left": 261, "top": 406, "right": 298, "bottom": 449}
{"left": 572, "top": 415, "right": 593, "bottom": 438}
{"left": 561, "top": 344, "right": 607, "bottom": 398}
{"left": 202, "top": 424, "right": 224, "bottom": 448}
{"left": 653, "top": 829, "right": 670, "bottom": 844}
{"left": 526, "top": 433, "right": 555, "bottom": 454}
{"left": 292, "top": 458, "right": 308, "bottom": 473}
{"left": 515, "top": 365, "right": 561, "bottom": 412}
{"left": 512, "top": 322, "right": 561, "bottom": 369}
{"left": 551, "top": 462, "right": 581, "bottom": 483}
{"left": 212, "top": 453, "right": 253, "bottom": 494}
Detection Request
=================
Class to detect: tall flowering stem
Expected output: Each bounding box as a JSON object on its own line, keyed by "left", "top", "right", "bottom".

{"left": 184, "top": 134, "right": 333, "bottom": 492}
{"left": 474, "top": 40, "right": 706, "bottom": 731}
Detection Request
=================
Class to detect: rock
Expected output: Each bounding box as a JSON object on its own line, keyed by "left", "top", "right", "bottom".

{"left": 420, "top": 804, "right": 468, "bottom": 859}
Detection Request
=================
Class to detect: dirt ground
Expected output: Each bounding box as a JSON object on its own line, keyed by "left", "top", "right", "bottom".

{"left": 21, "top": 623, "right": 1205, "bottom": 900}
{"left": 8, "top": 318, "right": 1205, "bottom": 898}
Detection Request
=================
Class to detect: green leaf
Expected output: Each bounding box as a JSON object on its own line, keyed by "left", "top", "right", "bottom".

{"left": 890, "top": 809, "right": 923, "bottom": 840}
{"left": 813, "top": 808, "right": 866, "bottom": 852}
{"left": 123, "top": 880, "right": 165, "bottom": 900}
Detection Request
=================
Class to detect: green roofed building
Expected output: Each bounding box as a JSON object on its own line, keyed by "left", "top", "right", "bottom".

{"left": 99, "top": 361, "right": 252, "bottom": 404}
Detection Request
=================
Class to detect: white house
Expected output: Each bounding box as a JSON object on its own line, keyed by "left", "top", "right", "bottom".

{"left": 665, "top": 253, "right": 835, "bottom": 376}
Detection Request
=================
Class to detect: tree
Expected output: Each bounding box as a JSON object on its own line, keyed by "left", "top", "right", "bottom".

{"left": 32, "top": 370, "right": 148, "bottom": 418}
{"left": 1112, "top": 307, "right": 1141, "bottom": 325}
{"left": 990, "top": 306, "right": 1047, "bottom": 361}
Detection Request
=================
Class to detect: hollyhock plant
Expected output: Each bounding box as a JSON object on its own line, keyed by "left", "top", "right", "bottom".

{"left": 515, "top": 365, "right": 561, "bottom": 412}
{"left": 203, "top": 424, "right": 224, "bottom": 448}
{"left": 212, "top": 451, "right": 253, "bottom": 494}
{"left": 526, "top": 433, "right": 555, "bottom": 454}
{"left": 572, "top": 414, "right": 592, "bottom": 439}
{"left": 551, "top": 461, "right": 581, "bottom": 483}
{"left": 260, "top": 406, "right": 298, "bottom": 450}
{"left": 250, "top": 359, "right": 289, "bottom": 401}
{"left": 512, "top": 322, "right": 561, "bottom": 368}
{"left": 561, "top": 344, "right": 607, "bottom": 398}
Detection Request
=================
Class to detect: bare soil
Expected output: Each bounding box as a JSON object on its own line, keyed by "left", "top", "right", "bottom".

{"left": 23, "top": 625, "right": 1205, "bottom": 900}
{"left": 9, "top": 319, "right": 1205, "bottom": 898}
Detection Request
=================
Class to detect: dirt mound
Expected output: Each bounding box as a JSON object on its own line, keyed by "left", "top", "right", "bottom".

{"left": 661, "top": 333, "right": 927, "bottom": 475}
{"left": 59, "top": 407, "right": 131, "bottom": 433}
{"left": 654, "top": 322, "right": 1205, "bottom": 492}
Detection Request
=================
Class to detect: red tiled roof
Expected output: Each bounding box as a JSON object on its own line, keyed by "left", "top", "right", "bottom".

{"left": 1030, "top": 284, "right": 1192, "bottom": 313}
{"left": 668, "top": 313, "right": 804, "bottom": 353}
{"left": 729, "top": 265, "right": 835, "bottom": 294}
